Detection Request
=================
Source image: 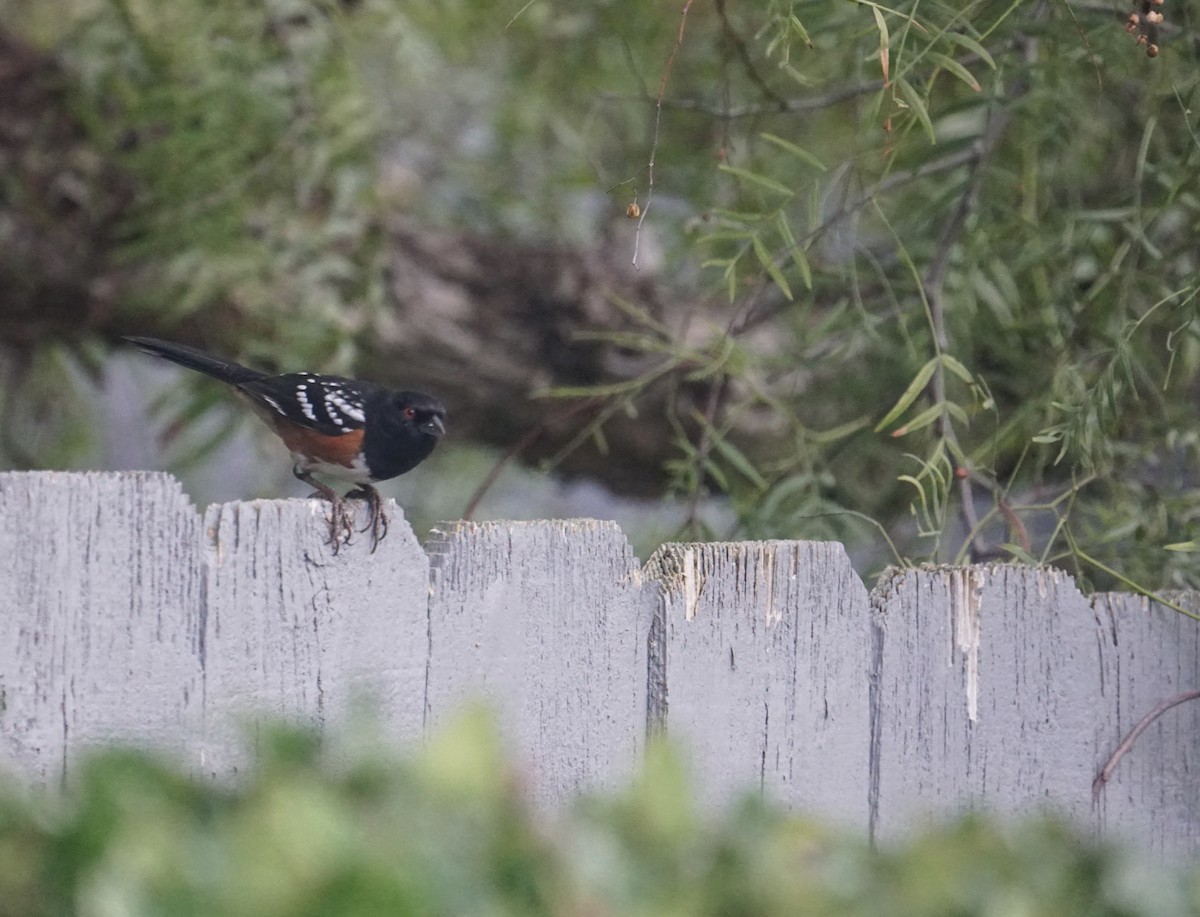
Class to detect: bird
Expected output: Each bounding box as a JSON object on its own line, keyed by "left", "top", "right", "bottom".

{"left": 124, "top": 336, "right": 446, "bottom": 552}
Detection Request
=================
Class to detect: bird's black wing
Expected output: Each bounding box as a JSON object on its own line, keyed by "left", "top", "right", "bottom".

{"left": 238, "top": 374, "right": 371, "bottom": 437}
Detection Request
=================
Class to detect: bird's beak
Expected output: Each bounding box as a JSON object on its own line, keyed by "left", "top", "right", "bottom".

{"left": 423, "top": 415, "right": 446, "bottom": 437}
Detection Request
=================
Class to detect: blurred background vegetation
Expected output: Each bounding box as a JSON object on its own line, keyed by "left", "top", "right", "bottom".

{"left": 1, "top": 711, "right": 1197, "bottom": 917}
{"left": 2, "top": 0, "right": 1200, "bottom": 587}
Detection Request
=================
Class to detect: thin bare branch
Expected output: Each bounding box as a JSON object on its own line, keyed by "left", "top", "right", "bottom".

{"left": 1092, "top": 690, "right": 1200, "bottom": 802}
{"left": 460, "top": 397, "right": 604, "bottom": 520}
{"left": 714, "top": 0, "right": 789, "bottom": 111}
{"left": 633, "top": 0, "right": 695, "bottom": 270}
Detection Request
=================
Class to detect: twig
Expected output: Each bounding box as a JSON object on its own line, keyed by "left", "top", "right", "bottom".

{"left": 1092, "top": 690, "right": 1200, "bottom": 802}
{"left": 923, "top": 103, "right": 1013, "bottom": 559}
{"left": 602, "top": 44, "right": 1003, "bottom": 120}
{"left": 633, "top": 0, "right": 695, "bottom": 270}
{"left": 714, "top": 0, "right": 789, "bottom": 111}
{"left": 460, "top": 397, "right": 602, "bottom": 520}
{"left": 682, "top": 373, "right": 732, "bottom": 536}
{"left": 713, "top": 146, "right": 987, "bottom": 342}
{"left": 918, "top": 12, "right": 1041, "bottom": 560}
{"left": 1068, "top": 538, "right": 1200, "bottom": 623}
{"left": 607, "top": 79, "right": 881, "bottom": 118}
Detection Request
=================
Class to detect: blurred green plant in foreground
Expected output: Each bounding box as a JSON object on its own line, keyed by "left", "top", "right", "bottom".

{"left": 0, "top": 709, "right": 1195, "bottom": 917}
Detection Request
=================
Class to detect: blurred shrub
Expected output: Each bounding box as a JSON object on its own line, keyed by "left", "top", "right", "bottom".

{"left": 0, "top": 710, "right": 1195, "bottom": 917}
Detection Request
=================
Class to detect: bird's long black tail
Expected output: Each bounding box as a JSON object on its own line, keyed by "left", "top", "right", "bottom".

{"left": 123, "top": 336, "right": 265, "bottom": 385}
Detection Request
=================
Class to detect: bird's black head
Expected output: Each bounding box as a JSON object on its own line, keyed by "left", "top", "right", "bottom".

{"left": 394, "top": 391, "right": 447, "bottom": 440}
{"left": 361, "top": 390, "right": 447, "bottom": 480}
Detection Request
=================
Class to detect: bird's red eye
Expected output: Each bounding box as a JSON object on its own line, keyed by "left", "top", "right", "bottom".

{"left": 403, "top": 407, "right": 417, "bottom": 419}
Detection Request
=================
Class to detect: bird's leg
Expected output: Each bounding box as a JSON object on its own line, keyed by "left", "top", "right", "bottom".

{"left": 344, "top": 484, "right": 388, "bottom": 553}
{"left": 293, "top": 465, "right": 354, "bottom": 552}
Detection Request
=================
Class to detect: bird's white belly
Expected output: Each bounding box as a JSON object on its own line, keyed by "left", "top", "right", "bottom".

{"left": 293, "top": 452, "right": 373, "bottom": 484}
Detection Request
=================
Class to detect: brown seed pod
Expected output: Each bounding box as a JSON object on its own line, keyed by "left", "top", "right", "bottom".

{"left": 626, "top": 202, "right": 641, "bottom": 219}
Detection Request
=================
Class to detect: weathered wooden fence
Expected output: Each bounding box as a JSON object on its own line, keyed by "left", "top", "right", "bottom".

{"left": 0, "top": 471, "right": 1196, "bottom": 858}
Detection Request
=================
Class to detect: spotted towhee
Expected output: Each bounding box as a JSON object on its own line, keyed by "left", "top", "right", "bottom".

{"left": 125, "top": 336, "right": 446, "bottom": 552}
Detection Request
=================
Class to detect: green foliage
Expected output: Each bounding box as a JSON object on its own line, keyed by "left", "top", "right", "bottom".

{"left": 9, "top": 0, "right": 1200, "bottom": 589}
{"left": 59, "top": 0, "right": 389, "bottom": 370}
{"left": 532, "top": 0, "right": 1200, "bottom": 590}
{"left": 0, "top": 713, "right": 1196, "bottom": 917}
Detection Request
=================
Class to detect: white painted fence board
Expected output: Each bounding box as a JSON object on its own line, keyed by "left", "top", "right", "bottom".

{"left": 1090, "top": 591, "right": 1200, "bottom": 855}
{"left": 871, "top": 566, "right": 1101, "bottom": 830}
{"left": 647, "top": 541, "right": 872, "bottom": 827}
{"left": 870, "top": 565, "right": 1200, "bottom": 856}
{"left": 0, "top": 473, "right": 1195, "bottom": 858}
{"left": 0, "top": 472, "right": 203, "bottom": 781}
{"left": 425, "top": 520, "right": 653, "bottom": 805}
{"left": 200, "top": 499, "right": 430, "bottom": 774}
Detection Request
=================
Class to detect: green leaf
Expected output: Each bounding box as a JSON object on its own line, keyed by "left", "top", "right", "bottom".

{"left": 939, "top": 354, "right": 975, "bottom": 385}
{"left": 928, "top": 52, "right": 981, "bottom": 92}
{"left": 759, "top": 133, "right": 827, "bottom": 171}
{"left": 889, "top": 401, "right": 944, "bottom": 436}
{"left": 872, "top": 5, "right": 890, "bottom": 55}
{"left": 876, "top": 357, "right": 939, "bottom": 431}
{"left": 896, "top": 78, "right": 936, "bottom": 143}
{"left": 711, "top": 433, "right": 769, "bottom": 491}
{"left": 1164, "top": 541, "right": 1200, "bottom": 552}
{"left": 718, "top": 164, "right": 795, "bottom": 198}
{"left": 701, "top": 456, "right": 730, "bottom": 490}
{"left": 753, "top": 236, "right": 793, "bottom": 300}
{"left": 809, "top": 415, "right": 872, "bottom": 443}
{"left": 944, "top": 401, "right": 969, "bottom": 426}
{"left": 774, "top": 212, "right": 813, "bottom": 290}
{"left": 941, "top": 31, "right": 996, "bottom": 68}
{"left": 999, "top": 543, "right": 1038, "bottom": 564}
{"left": 789, "top": 13, "right": 812, "bottom": 47}
{"left": 698, "top": 231, "right": 755, "bottom": 244}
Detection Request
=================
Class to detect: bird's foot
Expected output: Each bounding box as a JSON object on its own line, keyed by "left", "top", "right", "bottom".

{"left": 310, "top": 491, "right": 354, "bottom": 554}
{"left": 294, "top": 465, "right": 355, "bottom": 554}
{"left": 345, "top": 485, "right": 388, "bottom": 553}
{"left": 301, "top": 488, "right": 353, "bottom": 554}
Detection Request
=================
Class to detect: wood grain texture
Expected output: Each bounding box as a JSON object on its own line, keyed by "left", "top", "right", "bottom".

{"left": 0, "top": 473, "right": 1195, "bottom": 858}
{"left": 199, "top": 498, "right": 429, "bottom": 774}
{"left": 1089, "top": 590, "right": 1200, "bottom": 855}
{"left": 870, "top": 565, "right": 1200, "bottom": 857}
{"left": 0, "top": 471, "right": 203, "bottom": 782}
{"left": 871, "top": 566, "right": 1099, "bottom": 833}
{"left": 646, "top": 540, "right": 871, "bottom": 827}
{"left": 425, "top": 519, "right": 654, "bottom": 805}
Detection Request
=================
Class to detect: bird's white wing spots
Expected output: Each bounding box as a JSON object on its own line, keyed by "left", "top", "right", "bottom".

{"left": 325, "top": 387, "right": 365, "bottom": 423}
{"left": 295, "top": 385, "right": 318, "bottom": 422}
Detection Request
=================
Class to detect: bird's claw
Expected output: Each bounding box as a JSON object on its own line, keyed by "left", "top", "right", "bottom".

{"left": 323, "top": 495, "right": 356, "bottom": 555}
{"left": 346, "top": 486, "right": 388, "bottom": 553}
